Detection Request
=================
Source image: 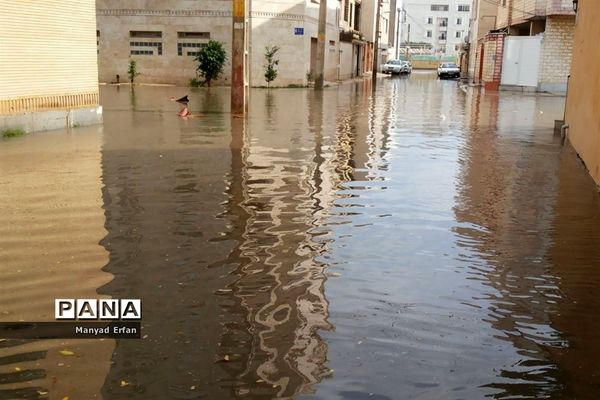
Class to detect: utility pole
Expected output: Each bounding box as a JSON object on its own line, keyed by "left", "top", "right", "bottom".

{"left": 405, "top": 23, "right": 410, "bottom": 61}
{"left": 231, "top": 0, "right": 246, "bottom": 115}
{"left": 314, "top": 0, "right": 327, "bottom": 90}
{"left": 371, "top": 0, "right": 381, "bottom": 85}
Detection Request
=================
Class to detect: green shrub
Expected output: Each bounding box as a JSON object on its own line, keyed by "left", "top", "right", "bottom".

{"left": 264, "top": 45, "right": 280, "bottom": 87}
{"left": 2, "top": 128, "right": 26, "bottom": 138}
{"left": 195, "top": 41, "right": 227, "bottom": 87}
{"left": 189, "top": 78, "right": 202, "bottom": 87}
{"left": 128, "top": 59, "right": 140, "bottom": 84}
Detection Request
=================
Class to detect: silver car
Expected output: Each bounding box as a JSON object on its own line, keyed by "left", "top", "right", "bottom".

{"left": 381, "top": 60, "right": 403, "bottom": 75}
{"left": 437, "top": 62, "right": 460, "bottom": 79}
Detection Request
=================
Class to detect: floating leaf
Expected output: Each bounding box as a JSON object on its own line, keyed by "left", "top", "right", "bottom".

{"left": 14, "top": 367, "right": 21, "bottom": 371}
{"left": 224, "top": 355, "right": 230, "bottom": 361}
{"left": 59, "top": 350, "right": 75, "bottom": 356}
{"left": 190, "top": 385, "right": 196, "bottom": 390}
{"left": 120, "top": 380, "right": 130, "bottom": 387}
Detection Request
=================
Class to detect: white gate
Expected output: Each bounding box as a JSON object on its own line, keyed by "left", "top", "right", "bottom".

{"left": 501, "top": 36, "right": 542, "bottom": 87}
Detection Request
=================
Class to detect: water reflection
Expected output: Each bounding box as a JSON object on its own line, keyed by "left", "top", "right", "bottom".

{"left": 2, "top": 77, "right": 600, "bottom": 400}
{"left": 97, "top": 86, "right": 339, "bottom": 399}
{"left": 455, "top": 88, "right": 567, "bottom": 398}
{"left": 0, "top": 130, "right": 113, "bottom": 400}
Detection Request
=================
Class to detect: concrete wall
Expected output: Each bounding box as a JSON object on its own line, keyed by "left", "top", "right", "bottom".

{"left": 0, "top": 0, "right": 100, "bottom": 120}
{"left": 564, "top": 0, "right": 600, "bottom": 185}
{"left": 97, "top": 0, "right": 340, "bottom": 87}
{"left": 538, "top": 15, "right": 575, "bottom": 92}
{"left": 96, "top": 0, "right": 232, "bottom": 86}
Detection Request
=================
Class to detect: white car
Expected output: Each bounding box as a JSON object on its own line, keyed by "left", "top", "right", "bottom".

{"left": 402, "top": 61, "right": 412, "bottom": 74}
{"left": 437, "top": 62, "right": 460, "bottom": 79}
{"left": 381, "top": 60, "right": 403, "bottom": 75}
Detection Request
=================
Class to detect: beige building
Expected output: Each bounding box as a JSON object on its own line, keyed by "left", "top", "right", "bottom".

{"left": 467, "top": 0, "right": 575, "bottom": 92}
{"left": 338, "top": 0, "right": 367, "bottom": 79}
{"left": 564, "top": 0, "right": 600, "bottom": 185}
{"left": 0, "top": 0, "right": 102, "bottom": 133}
{"left": 96, "top": 0, "right": 340, "bottom": 87}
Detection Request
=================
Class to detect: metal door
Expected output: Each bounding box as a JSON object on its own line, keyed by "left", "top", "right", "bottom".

{"left": 501, "top": 36, "right": 541, "bottom": 87}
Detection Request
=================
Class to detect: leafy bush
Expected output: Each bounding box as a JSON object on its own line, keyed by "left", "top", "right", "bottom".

{"left": 195, "top": 41, "right": 227, "bottom": 87}
{"left": 2, "top": 128, "right": 25, "bottom": 139}
{"left": 189, "top": 78, "right": 202, "bottom": 87}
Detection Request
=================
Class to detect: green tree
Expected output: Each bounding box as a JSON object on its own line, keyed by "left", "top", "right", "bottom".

{"left": 195, "top": 40, "right": 227, "bottom": 87}
{"left": 264, "top": 45, "right": 280, "bottom": 87}
{"left": 127, "top": 59, "right": 140, "bottom": 84}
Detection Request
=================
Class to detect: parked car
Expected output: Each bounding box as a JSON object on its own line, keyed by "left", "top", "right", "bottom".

{"left": 437, "top": 62, "right": 460, "bottom": 79}
{"left": 381, "top": 60, "right": 403, "bottom": 75}
{"left": 402, "top": 61, "right": 412, "bottom": 74}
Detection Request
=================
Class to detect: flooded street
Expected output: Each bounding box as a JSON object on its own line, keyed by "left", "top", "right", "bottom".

{"left": 2, "top": 72, "right": 600, "bottom": 399}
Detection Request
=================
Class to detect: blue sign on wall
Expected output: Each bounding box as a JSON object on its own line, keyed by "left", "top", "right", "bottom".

{"left": 294, "top": 27, "right": 304, "bottom": 35}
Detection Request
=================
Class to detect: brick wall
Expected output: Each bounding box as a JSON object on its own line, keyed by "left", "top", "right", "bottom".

{"left": 481, "top": 33, "right": 504, "bottom": 90}
{"left": 538, "top": 15, "right": 575, "bottom": 91}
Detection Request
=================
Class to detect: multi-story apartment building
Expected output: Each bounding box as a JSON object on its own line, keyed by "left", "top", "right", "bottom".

{"left": 401, "top": 1, "right": 473, "bottom": 55}
{"left": 0, "top": 0, "right": 102, "bottom": 133}
{"left": 467, "top": 0, "right": 575, "bottom": 92}
{"left": 361, "top": 0, "right": 392, "bottom": 68}
{"left": 96, "top": 0, "right": 340, "bottom": 87}
{"left": 338, "top": 0, "right": 367, "bottom": 79}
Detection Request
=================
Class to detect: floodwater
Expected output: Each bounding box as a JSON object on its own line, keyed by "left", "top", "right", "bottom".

{"left": 1, "top": 72, "right": 600, "bottom": 399}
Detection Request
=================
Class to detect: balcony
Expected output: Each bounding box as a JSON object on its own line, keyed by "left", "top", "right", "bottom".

{"left": 340, "top": 29, "right": 365, "bottom": 43}
{"left": 516, "top": 0, "right": 575, "bottom": 20}
{"left": 546, "top": 0, "right": 576, "bottom": 15}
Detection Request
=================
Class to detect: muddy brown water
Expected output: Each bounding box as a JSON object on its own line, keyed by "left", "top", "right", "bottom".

{"left": 1, "top": 73, "right": 600, "bottom": 399}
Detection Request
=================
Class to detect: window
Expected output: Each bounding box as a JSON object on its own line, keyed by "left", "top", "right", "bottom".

{"left": 130, "top": 31, "right": 162, "bottom": 38}
{"left": 329, "top": 40, "right": 336, "bottom": 46}
{"left": 431, "top": 4, "right": 449, "bottom": 12}
{"left": 456, "top": 31, "right": 461, "bottom": 38}
{"left": 354, "top": 4, "right": 361, "bottom": 30}
{"left": 439, "top": 32, "right": 447, "bottom": 40}
{"left": 456, "top": 17, "right": 462, "bottom": 25}
{"left": 457, "top": 5, "right": 470, "bottom": 12}
{"left": 177, "top": 42, "right": 207, "bottom": 56}
{"left": 427, "top": 16, "right": 433, "bottom": 24}
{"left": 344, "top": 0, "right": 349, "bottom": 22}
{"left": 427, "top": 30, "right": 432, "bottom": 38}
{"left": 178, "top": 32, "right": 210, "bottom": 39}
{"left": 440, "top": 19, "right": 448, "bottom": 27}
{"left": 130, "top": 41, "right": 163, "bottom": 55}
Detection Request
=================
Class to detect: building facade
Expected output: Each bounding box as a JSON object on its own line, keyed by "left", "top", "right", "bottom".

{"left": 401, "top": 0, "right": 473, "bottom": 55}
{"left": 338, "top": 0, "right": 367, "bottom": 79}
{"left": 564, "top": 0, "right": 600, "bottom": 185}
{"left": 467, "top": 0, "right": 575, "bottom": 92}
{"left": 0, "top": 0, "right": 102, "bottom": 133}
{"left": 96, "top": 0, "right": 340, "bottom": 87}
